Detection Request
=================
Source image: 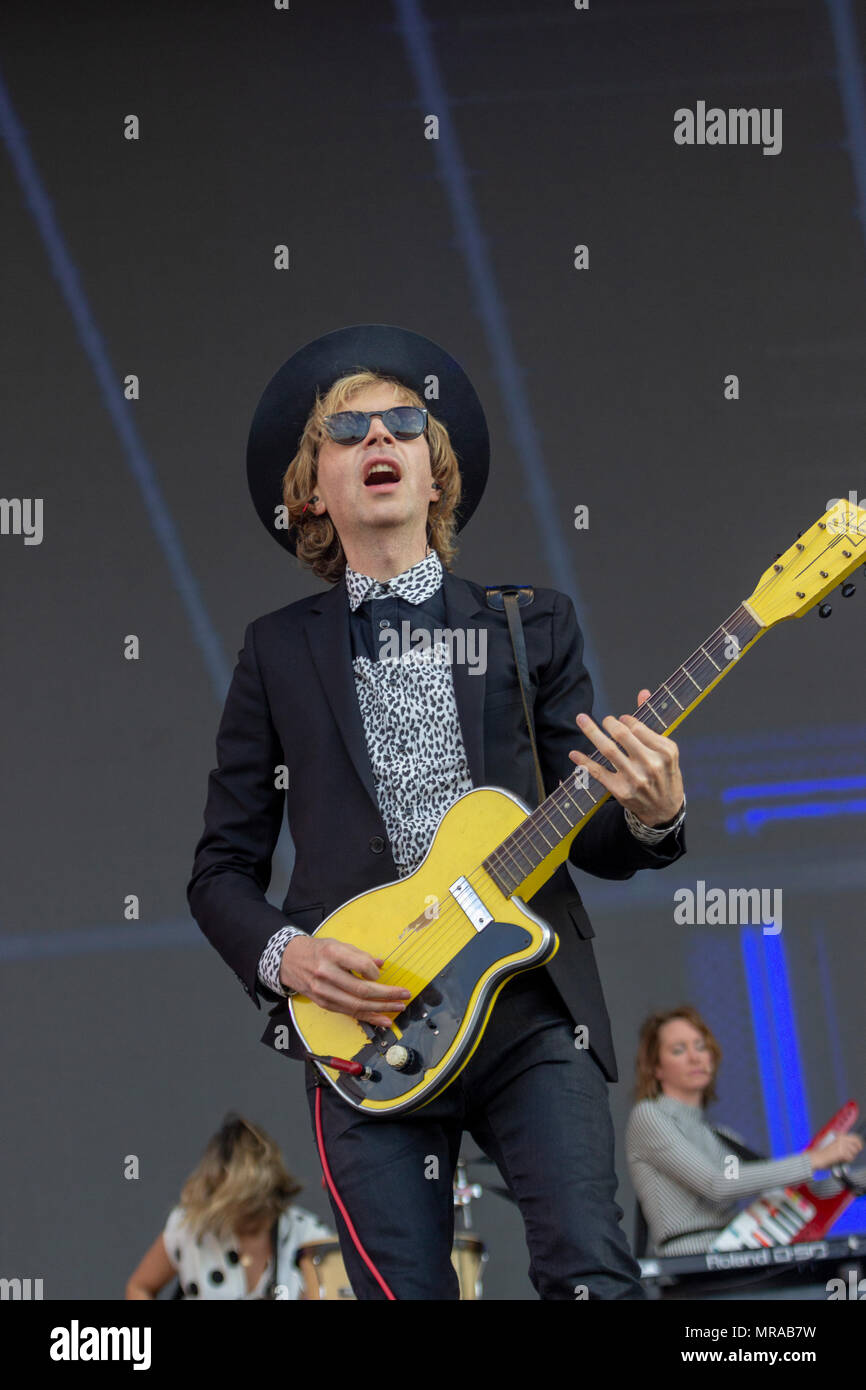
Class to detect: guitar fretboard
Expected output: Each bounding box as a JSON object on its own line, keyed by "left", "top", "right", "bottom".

{"left": 483, "top": 603, "right": 763, "bottom": 896}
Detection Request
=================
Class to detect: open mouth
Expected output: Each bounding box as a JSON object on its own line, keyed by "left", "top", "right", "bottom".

{"left": 363, "top": 460, "right": 402, "bottom": 487}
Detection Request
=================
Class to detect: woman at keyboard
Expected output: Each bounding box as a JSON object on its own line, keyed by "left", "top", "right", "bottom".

{"left": 624, "top": 1006, "right": 862, "bottom": 1256}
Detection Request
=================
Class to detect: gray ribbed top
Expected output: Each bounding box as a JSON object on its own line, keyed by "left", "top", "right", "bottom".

{"left": 624, "top": 1095, "right": 833, "bottom": 1256}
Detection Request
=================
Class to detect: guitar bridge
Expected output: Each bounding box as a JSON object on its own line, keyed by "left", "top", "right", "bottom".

{"left": 448, "top": 876, "right": 493, "bottom": 932}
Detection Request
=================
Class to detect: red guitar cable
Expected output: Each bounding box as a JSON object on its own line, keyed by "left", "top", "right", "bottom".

{"left": 314, "top": 1084, "right": 397, "bottom": 1300}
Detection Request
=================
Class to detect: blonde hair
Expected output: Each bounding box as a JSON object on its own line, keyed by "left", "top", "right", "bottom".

{"left": 281, "top": 370, "right": 463, "bottom": 584}
{"left": 633, "top": 1005, "right": 722, "bottom": 1107}
{"left": 178, "top": 1113, "right": 301, "bottom": 1242}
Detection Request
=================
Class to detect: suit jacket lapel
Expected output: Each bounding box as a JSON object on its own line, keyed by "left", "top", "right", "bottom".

{"left": 303, "top": 576, "right": 380, "bottom": 809}
{"left": 302, "top": 567, "right": 489, "bottom": 817}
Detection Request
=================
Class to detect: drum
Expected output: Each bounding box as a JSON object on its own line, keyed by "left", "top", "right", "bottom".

{"left": 451, "top": 1233, "right": 488, "bottom": 1300}
{"left": 297, "top": 1241, "right": 355, "bottom": 1300}
{"left": 297, "top": 1234, "right": 488, "bottom": 1300}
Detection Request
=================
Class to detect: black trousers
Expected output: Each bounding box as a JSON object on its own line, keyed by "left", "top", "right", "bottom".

{"left": 304, "top": 968, "right": 646, "bottom": 1300}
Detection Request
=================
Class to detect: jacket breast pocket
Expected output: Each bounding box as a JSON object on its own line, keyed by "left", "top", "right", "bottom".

{"left": 567, "top": 897, "right": 595, "bottom": 940}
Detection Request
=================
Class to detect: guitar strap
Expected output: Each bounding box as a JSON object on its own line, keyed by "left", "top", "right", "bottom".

{"left": 484, "top": 585, "right": 545, "bottom": 807}
{"left": 710, "top": 1129, "right": 765, "bottom": 1163}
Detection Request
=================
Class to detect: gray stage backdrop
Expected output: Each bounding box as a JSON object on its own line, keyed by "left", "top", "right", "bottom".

{"left": 2, "top": 0, "right": 865, "bottom": 1300}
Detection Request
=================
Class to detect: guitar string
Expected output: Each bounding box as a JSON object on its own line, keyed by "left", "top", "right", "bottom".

{"left": 340, "top": 608, "right": 760, "bottom": 1009}
{"left": 482, "top": 606, "right": 754, "bottom": 881}
{"left": 382, "top": 895, "right": 558, "bottom": 1011}
{"left": 352, "top": 601, "right": 798, "bottom": 1029}
{"left": 380, "top": 863, "right": 511, "bottom": 993}
{"left": 346, "top": 555, "right": 852, "bottom": 1023}
{"left": 384, "top": 540, "right": 850, "bottom": 984}
{"left": 377, "top": 610, "right": 754, "bottom": 988}
{"left": 371, "top": 611, "right": 756, "bottom": 994}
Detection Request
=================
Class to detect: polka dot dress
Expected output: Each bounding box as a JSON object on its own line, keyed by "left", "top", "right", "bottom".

{"left": 163, "top": 1204, "right": 333, "bottom": 1300}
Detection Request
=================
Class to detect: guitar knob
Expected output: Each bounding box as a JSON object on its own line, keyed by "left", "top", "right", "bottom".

{"left": 819, "top": 603, "right": 832, "bottom": 618}
{"left": 385, "top": 1044, "right": 413, "bottom": 1071}
{"left": 842, "top": 583, "right": 856, "bottom": 597}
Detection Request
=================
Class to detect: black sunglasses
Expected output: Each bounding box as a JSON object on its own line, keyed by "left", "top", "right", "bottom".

{"left": 323, "top": 406, "right": 428, "bottom": 445}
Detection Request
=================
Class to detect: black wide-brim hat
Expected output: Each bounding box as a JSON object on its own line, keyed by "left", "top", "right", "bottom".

{"left": 246, "top": 323, "right": 490, "bottom": 555}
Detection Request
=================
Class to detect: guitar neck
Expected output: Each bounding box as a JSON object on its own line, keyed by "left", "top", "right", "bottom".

{"left": 482, "top": 601, "right": 766, "bottom": 901}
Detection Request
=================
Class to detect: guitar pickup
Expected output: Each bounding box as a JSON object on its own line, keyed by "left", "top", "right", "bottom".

{"left": 448, "top": 876, "right": 493, "bottom": 932}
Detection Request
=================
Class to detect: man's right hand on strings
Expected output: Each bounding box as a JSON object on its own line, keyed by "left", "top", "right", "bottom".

{"left": 280, "top": 936, "right": 412, "bottom": 1028}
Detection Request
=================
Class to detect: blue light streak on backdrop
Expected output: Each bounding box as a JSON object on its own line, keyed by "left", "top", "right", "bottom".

{"left": 0, "top": 62, "right": 232, "bottom": 703}
{"left": 727, "top": 799, "right": 866, "bottom": 834}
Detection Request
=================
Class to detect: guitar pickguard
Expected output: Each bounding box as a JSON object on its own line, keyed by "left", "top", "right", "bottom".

{"left": 327, "top": 920, "right": 537, "bottom": 1107}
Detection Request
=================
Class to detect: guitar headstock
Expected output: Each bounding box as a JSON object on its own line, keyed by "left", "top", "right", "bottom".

{"left": 745, "top": 501, "right": 866, "bottom": 628}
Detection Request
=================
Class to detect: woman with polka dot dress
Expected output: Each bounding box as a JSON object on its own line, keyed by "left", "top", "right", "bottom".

{"left": 125, "top": 1114, "right": 333, "bottom": 1300}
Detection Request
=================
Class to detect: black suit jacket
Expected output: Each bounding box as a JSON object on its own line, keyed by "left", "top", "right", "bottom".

{"left": 187, "top": 567, "right": 686, "bottom": 1082}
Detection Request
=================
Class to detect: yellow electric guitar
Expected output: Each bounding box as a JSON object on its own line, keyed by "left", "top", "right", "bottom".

{"left": 290, "top": 501, "right": 866, "bottom": 1114}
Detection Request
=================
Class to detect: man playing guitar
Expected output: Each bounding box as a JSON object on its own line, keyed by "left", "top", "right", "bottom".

{"left": 188, "top": 324, "right": 687, "bottom": 1299}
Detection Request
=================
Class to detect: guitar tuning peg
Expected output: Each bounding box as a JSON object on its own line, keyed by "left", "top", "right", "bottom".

{"left": 842, "top": 583, "right": 856, "bottom": 597}
{"left": 819, "top": 603, "right": 832, "bottom": 618}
